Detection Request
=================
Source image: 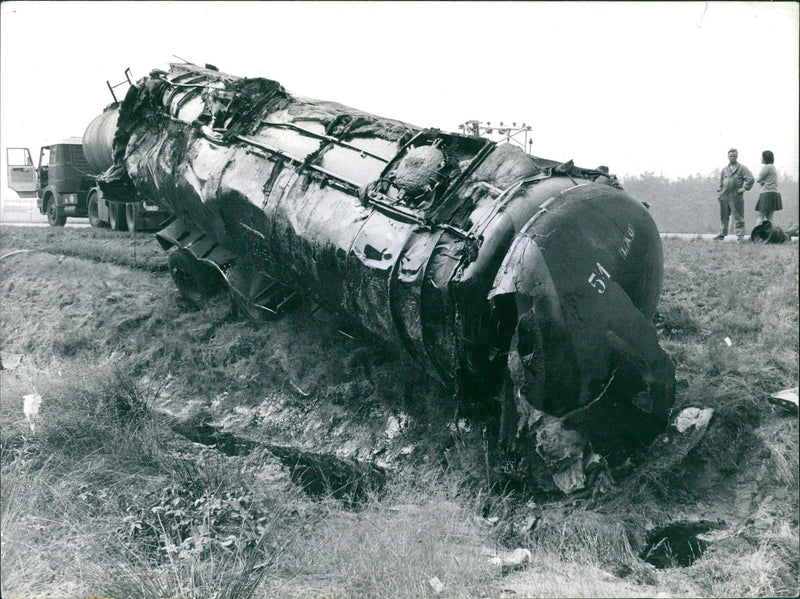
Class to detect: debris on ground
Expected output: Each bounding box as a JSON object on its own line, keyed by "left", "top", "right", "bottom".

{"left": 22, "top": 391, "right": 42, "bottom": 433}
{"left": 768, "top": 387, "right": 799, "bottom": 412}
{"left": 639, "top": 407, "right": 714, "bottom": 473}
{"left": 483, "top": 547, "right": 532, "bottom": 575}
{"left": 0, "top": 352, "right": 23, "bottom": 371}
{"left": 750, "top": 221, "right": 791, "bottom": 244}
{"left": 428, "top": 576, "right": 445, "bottom": 594}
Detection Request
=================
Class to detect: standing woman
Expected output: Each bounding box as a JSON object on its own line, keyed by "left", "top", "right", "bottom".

{"left": 755, "top": 150, "right": 782, "bottom": 224}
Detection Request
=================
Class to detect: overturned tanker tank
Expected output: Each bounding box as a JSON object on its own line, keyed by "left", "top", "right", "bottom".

{"left": 99, "top": 63, "right": 676, "bottom": 494}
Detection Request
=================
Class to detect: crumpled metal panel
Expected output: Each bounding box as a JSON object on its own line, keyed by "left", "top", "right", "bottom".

{"left": 489, "top": 184, "right": 675, "bottom": 492}
{"left": 99, "top": 63, "right": 676, "bottom": 493}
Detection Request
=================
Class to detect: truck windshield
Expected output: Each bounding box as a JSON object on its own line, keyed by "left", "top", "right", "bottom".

{"left": 39, "top": 147, "right": 52, "bottom": 168}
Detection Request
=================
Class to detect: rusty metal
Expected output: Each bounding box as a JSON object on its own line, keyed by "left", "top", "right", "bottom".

{"left": 98, "top": 63, "right": 676, "bottom": 493}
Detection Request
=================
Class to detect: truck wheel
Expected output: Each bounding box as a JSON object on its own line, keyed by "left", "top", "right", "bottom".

{"left": 125, "top": 203, "right": 139, "bottom": 232}
{"left": 109, "top": 203, "right": 128, "bottom": 231}
{"left": 87, "top": 192, "right": 104, "bottom": 228}
{"left": 46, "top": 199, "right": 66, "bottom": 227}
{"left": 169, "top": 248, "right": 224, "bottom": 307}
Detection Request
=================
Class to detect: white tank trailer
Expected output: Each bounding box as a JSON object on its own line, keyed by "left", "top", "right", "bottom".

{"left": 96, "top": 63, "right": 676, "bottom": 494}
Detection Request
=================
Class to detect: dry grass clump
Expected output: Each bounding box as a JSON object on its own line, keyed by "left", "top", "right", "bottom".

{"left": 274, "top": 469, "right": 500, "bottom": 599}
{"left": 654, "top": 298, "right": 702, "bottom": 338}
{"left": 757, "top": 419, "right": 799, "bottom": 487}
{"left": 688, "top": 523, "right": 799, "bottom": 598}
{"left": 529, "top": 508, "right": 639, "bottom": 566}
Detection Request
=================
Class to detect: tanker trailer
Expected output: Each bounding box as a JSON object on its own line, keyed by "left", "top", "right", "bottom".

{"left": 98, "top": 63, "right": 676, "bottom": 494}
{"left": 83, "top": 105, "right": 170, "bottom": 231}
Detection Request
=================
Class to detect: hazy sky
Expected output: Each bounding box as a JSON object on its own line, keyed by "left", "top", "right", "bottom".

{"left": 1, "top": 1, "right": 798, "bottom": 192}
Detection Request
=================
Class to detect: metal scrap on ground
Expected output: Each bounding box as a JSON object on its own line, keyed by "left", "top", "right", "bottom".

{"left": 769, "top": 387, "right": 799, "bottom": 411}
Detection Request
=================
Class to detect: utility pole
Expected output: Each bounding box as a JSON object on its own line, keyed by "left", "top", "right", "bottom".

{"left": 458, "top": 120, "right": 533, "bottom": 154}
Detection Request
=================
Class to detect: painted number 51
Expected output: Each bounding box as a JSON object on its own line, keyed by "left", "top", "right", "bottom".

{"left": 587, "top": 262, "right": 611, "bottom": 294}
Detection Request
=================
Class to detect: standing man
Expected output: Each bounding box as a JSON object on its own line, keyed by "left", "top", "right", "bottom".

{"left": 716, "top": 148, "right": 754, "bottom": 241}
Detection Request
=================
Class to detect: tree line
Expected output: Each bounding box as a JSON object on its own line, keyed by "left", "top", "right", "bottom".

{"left": 620, "top": 171, "right": 799, "bottom": 234}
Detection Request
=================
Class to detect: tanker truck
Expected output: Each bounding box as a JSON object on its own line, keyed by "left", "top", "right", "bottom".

{"left": 83, "top": 105, "right": 171, "bottom": 231}
{"left": 96, "top": 62, "right": 676, "bottom": 494}
{"left": 5, "top": 81, "right": 170, "bottom": 230}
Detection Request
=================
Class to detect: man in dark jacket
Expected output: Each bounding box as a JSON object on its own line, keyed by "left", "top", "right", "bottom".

{"left": 716, "top": 148, "right": 754, "bottom": 241}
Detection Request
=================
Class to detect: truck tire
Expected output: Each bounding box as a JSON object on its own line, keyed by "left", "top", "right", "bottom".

{"left": 109, "top": 202, "right": 128, "bottom": 231}
{"left": 169, "top": 248, "right": 224, "bottom": 307}
{"left": 46, "top": 198, "right": 66, "bottom": 227}
{"left": 87, "top": 192, "right": 104, "bottom": 228}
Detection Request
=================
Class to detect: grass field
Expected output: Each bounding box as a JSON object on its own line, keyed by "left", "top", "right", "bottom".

{"left": 1, "top": 225, "right": 798, "bottom": 598}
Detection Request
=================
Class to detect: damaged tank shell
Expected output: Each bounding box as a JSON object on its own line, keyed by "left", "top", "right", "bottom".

{"left": 99, "top": 63, "right": 676, "bottom": 493}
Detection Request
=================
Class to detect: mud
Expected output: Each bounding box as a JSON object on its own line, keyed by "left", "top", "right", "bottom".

{"left": 640, "top": 519, "right": 725, "bottom": 568}
{"left": 170, "top": 417, "right": 386, "bottom": 504}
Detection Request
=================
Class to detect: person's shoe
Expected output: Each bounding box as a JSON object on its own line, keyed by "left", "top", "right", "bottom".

{"left": 737, "top": 236, "right": 745, "bottom": 242}
{"left": 714, "top": 235, "right": 725, "bottom": 240}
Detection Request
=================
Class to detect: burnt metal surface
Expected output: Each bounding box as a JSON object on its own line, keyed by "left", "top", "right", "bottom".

{"left": 99, "top": 63, "right": 676, "bottom": 494}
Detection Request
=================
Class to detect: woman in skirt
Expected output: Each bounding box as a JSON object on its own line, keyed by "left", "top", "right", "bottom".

{"left": 755, "top": 150, "right": 782, "bottom": 224}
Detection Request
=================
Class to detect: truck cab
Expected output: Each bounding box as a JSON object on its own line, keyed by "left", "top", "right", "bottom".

{"left": 6, "top": 140, "right": 94, "bottom": 226}
{"left": 6, "top": 141, "right": 169, "bottom": 230}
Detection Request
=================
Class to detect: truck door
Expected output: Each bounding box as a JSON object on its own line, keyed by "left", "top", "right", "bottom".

{"left": 6, "top": 148, "right": 37, "bottom": 198}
